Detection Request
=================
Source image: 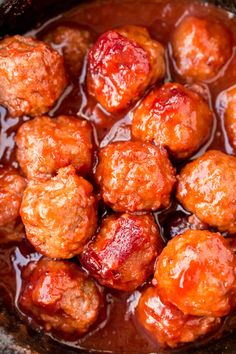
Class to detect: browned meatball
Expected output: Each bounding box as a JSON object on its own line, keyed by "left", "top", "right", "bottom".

{"left": 80, "top": 213, "right": 162, "bottom": 291}
{"left": 0, "top": 167, "right": 26, "bottom": 227}
{"left": 87, "top": 25, "right": 165, "bottom": 113}
{"left": 95, "top": 141, "right": 176, "bottom": 212}
{"left": 219, "top": 85, "right": 236, "bottom": 150}
{"left": 44, "top": 25, "right": 92, "bottom": 75}
{"left": 20, "top": 165, "right": 97, "bottom": 259}
{"left": 171, "top": 16, "right": 232, "bottom": 81}
{"left": 136, "top": 286, "right": 221, "bottom": 348}
{"left": 19, "top": 258, "right": 103, "bottom": 336}
{"left": 0, "top": 35, "right": 67, "bottom": 117}
{"left": 15, "top": 115, "right": 93, "bottom": 180}
{"left": 132, "top": 82, "right": 213, "bottom": 159}
{"left": 154, "top": 230, "right": 236, "bottom": 317}
{"left": 177, "top": 150, "right": 236, "bottom": 234}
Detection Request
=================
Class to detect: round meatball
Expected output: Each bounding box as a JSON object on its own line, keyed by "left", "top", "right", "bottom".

{"left": 0, "top": 167, "right": 26, "bottom": 227}
{"left": 87, "top": 25, "right": 165, "bottom": 113}
{"left": 176, "top": 150, "right": 236, "bottom": 234}
{"left": 80, "top": 213, "right": 162, "bottom": 291}
{"left": 154, "top": 230, "right": 236, "bottom": 317}
{"left": 95, "top": 141, "right": 176, "bottom": 212}
{"left": 0, "top": 35, "right": 67, "bottom": 117}
{"left": 20, "top": 165, "right": 97, "bottom": 259}
{"left": 16, "top": 115, "right": 93, "bottom": 180}
{"left": 136, "top": 286, "right": 221, "bottom": 348}
{"left": 132, "top": 82, "right": 213, "bottom": 159}
{"left": 19, "top": 258, "right": 103, "bottom": 336}
{"left": 171, "top": 16, "right": 232, "bottom": 81}
{"left": 220, "top": 85, "right": 236, "bottom": 150}
{"left": 44, "top": 25, "right": 92, "bottom": 75}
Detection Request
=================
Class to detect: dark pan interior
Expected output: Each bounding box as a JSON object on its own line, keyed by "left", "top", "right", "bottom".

{"left": 0, "top": 0, "right": 236, "bottom": 353}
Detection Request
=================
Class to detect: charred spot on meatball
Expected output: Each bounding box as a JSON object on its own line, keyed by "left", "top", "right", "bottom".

{"left": 154, "top": 230, "right": 236, "bottom": 317}
{"left": 176, "top": 150, "right": 236, "bottom": 234}
{"left": 15, "top": 115, "right": 94, "bottom": 180}
{"left": 132, "top": 82, "right": 213, "bottom": 159}
{"left": 0, "top": 35, "right": 67, "bottom": 117}
{"left": 20, "top": 165, "right": 97, "bottom": 259}
{"left": 136, "top": 286, "right": 221, "bottom": 348}
{"left": 95, "top": 141, "right": 176, "bottom": 212}
{"left": 19, "top": 258, "right": 103, "bottom": 336}
{"left": 87, "top": 25, "right": 165, "bottom": 112}
{"left": 80, "top": 213, "right": 163, "bottom": 291}
{"left": 171, "top": 16, "right": 232, "bottom": 82}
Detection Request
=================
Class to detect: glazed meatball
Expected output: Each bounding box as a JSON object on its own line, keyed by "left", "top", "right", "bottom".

{"left": 177, "top": 150, "right": 236, "bottom": 234}
{"left": 0, "top": 167, "right": 26, "bottom": 227}
{"left": 19, "top": 258, "right": 103, "bottom": 336}
{"left": 171, "top": 16, "right": 232, "bottom": 81}
{"left": 20, "top": 165, "right": 97, "bottom": 259}
{"left": 95, "top": 141, "right": 176, "bottom": 212}
{"left": 132, "top": 82, "right": 213, "bottom": 159}
{"left": 0, "top": 35, "right": 67, "bottom": 117}
{"left": 136, "top": 286, "right": 221, "bottom": 348}
{"left": 16, "top": 115, "right": 93, "bottom": 180}
{"left": 220, "top": 85, "right": 236, "bottom": 150}
{"left": 44, "top": 25, "right": 92, "bottom": 75}
{"left": 154, "top": 230, "right": 236, "bottom": 317}
{"left": 87, "top": 25, "right": 165, "bottom": 113}
{"left": 80, "top": 213, "right": 162, "bottom": 291}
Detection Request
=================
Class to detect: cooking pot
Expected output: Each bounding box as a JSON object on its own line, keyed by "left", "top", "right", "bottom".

{"left": 0, "top": 0, "right": 236, "bottom": 353}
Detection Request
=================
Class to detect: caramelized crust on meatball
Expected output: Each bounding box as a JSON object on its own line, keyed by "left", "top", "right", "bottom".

{"left": 220, "top": 85, "right": 236, "bottom": 150}
{"left": 44, "top": 25, "right": 92, "bottom": 75}
{"left": 0, "top": 35, "right": 67, "bottom": 117}
{"left": 95, "top": 141, "right": 176, "bottom": 212}
{"left": 87, "top": 25, "right": 165, "bottom": 112}
{"left": 132, "top": 82, "right": 213, "bottom": 159}
{"left": 171, "top": 16, "right": 232, "bottom": 81}
{"left": 19, "top": 258, "right": 103, "bottom": 336}
{"left": 20, "top": 166, "right": 97, "bottom": 259}
{"left": 136, "top": 286, "right": 221, "bottom": 348}
{"left": 154, "top": 230, "right": 236, "bottom": 317}
{"left": 177, "top": 150, "right": 236, "bottom": 234}
{"left": 80, "top": 213, "right": 162, "bottom": 291}
{"left": 0, "top": 167, "right": 26, "bottom": 227}
{"left": 16, "top": 115, "right": 93, "bottom": 180}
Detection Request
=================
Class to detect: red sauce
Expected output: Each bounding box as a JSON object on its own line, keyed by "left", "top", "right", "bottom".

{"left": 0, "top": 0, "right": 236, "bottom": 352}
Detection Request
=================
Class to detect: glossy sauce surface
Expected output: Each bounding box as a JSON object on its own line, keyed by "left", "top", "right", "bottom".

{"left": 0, "top": 0, "right": 236, "bottom": 352}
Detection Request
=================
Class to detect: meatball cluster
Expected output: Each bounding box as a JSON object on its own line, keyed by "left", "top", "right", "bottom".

{"left": 87, "top": 25, "right": 165, "bottom": 112}
{"left": 132, "top": 82, "right": 213, "bottom": 159}
{"left": 0, "top": 35, "right": 67, "bottom": 117}
{"left": 19, "top": 258, "right": 103, "bottom": 336}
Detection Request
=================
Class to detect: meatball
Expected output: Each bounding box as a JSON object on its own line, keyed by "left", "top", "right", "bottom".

{"left": 171, "top": 16, "right": 232, "bottom": 81}
{"left": 87, "top": 25, "right": 165, "bottom": 113}
{"left": 136, "top": 286, "right": 221, "bottom": 348}
{"left": 154, "top": 230, "right": 236, "bottom": 317}
{"left": 95, "top": 141, "right": 176, "bottom": 212}
{"left": 0, "top": 167, "right": 26, "bottom": 227}
{"left": 44, "top": 25, "right": 92, "bottom": 75}
{"left": 19, "top": 258, "right": 103, "bottom": 336}
{"left": 132, "top": 82, "right": 213, "bottom": 159}
{"left": 16, "top": 115, "right": 93, "bottom": 180}
{"left": 176, "top": 150, "right": 236, "bottom": 234}
{"left": 20, "top": 165, "right": 97, "bottom": 259}
{"left": 221, "top": 85, "right": 236, "bottom": 150}
{"left": 80, "top": 213, "right": 162, "bottom": 291}
{"left": 0, "top": 35, "right": 67, "bottom": 117}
